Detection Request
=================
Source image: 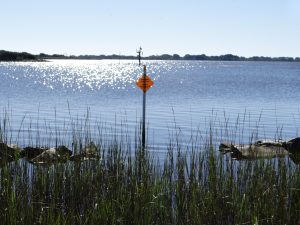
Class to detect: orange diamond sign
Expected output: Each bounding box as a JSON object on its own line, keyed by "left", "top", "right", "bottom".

{"left": 136, "top": 75, "right": 154, "bottom": 92}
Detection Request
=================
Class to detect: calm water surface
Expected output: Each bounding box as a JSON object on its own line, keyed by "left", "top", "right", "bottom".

{"left": 1, "top": 60, "right": 300, "bottom": 152}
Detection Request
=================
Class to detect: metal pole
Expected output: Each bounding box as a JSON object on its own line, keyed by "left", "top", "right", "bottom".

{"left": 142, "top": 65, "right": 146, "bottom": 150}
{"left": 137, "top": 47, "right": 142, "bottom": 66}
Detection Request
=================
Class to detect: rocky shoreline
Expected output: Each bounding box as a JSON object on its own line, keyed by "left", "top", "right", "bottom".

{"left": 0, "top": 142, "right": 100, "bottom": 165}
{"left": 219, "top": 137, "right": 300, "bottom": 164}
{"left": 2, "top": 137, "right": 300, "bottom": 166}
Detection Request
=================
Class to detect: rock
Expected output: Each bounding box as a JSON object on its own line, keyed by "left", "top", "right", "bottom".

{"left": 282, "top": 137, "right": 300, "bottom": 155}
{"left": 255, "top": 139, "right": 284, "bottom": 147}
{"left": 219, "top": 140, "right": 290, "bottom": 160}
{"left": 282, "top": 137, "right": 300, "bottom": 164}
{"left": 70, "top": 142, "right": 100, "bottom": 162}
{"left": 56, "top": 145, "right": 72, "bottom": 157}
{"left": 219, "top": 142, "right": 234, "bottom": 154}
{"left": 81, "top": 142, "right": 97, "bottom": 155}
{"left": 0, "top": 142, "right": 21, "bottom": 162}
{"left": 20, "top": 146, "right": 48, "bottom": 159}
{"left": 30, "top": 148, "right": 59, "bottom": 164}
{"left": 30, "top": 145, "right": 72, "bottom": 164}
{"left": 234, "top": 144, "right": 288, "bottom": 160}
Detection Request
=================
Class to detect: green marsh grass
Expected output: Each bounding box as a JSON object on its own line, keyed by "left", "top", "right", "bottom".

{"left": 0, "top": 110, "right": 300, "bottom": 225}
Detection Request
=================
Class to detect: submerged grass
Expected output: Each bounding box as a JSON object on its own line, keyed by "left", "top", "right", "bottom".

{"left": 0, "top": 110, "right": 300, "bottom": 225}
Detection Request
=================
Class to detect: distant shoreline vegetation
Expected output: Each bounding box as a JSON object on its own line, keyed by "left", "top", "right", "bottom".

{"left": 1, "top": 50, "right": 300, "bottom": 62}
{"left": 0, "top": 50, "right": 40, "bottom": 61}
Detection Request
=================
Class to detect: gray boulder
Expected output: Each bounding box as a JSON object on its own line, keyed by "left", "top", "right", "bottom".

{"left": 30, "top": 145, "right": 72, "bottom": 164}
{"left": 70, "top": 142, "right": 100, "bottom": 162}
{"left": 219, "top": 140, "right": 290, "bottom": 160}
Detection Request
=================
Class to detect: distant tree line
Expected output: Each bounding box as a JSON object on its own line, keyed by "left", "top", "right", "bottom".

{"left": 1, "top": 50, "right": 300, "bottom": 62}
{"left": 0, "top": 50, "right": 38, "bottom": 61}
{"left": 146, "top": 54, "right": 300, "bottom": 62}
{"left": 38, "top": 53, "right": 300, "bottom": 62}
{"left": 39, "top": 53, "right": 137, "bottom": 60}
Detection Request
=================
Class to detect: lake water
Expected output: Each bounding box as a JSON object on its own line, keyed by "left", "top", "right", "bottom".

{"left": 1, "top": 60, "right": 300, "bottom": 153}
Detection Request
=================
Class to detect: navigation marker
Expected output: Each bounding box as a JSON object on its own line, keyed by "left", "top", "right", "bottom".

{"left": 136, "top": 65, "right": 154, "bottom": 151}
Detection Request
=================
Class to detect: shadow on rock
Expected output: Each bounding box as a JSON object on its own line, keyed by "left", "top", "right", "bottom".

{"left": 20, "top": 146, "right": 48, "bottom": 160}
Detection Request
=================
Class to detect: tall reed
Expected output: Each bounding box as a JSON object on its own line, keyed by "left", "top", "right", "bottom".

{"left": 0, "top": 110, "right": 299, "bottom": 225}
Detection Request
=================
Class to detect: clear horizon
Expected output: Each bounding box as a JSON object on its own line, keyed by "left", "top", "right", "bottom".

{"left": 1, "top": 0, "right": 299, "bottom": 57}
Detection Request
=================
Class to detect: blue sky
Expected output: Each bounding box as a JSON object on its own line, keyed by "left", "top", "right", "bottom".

{"left": 1, "top": 0, "right": 299, "bottom": 57}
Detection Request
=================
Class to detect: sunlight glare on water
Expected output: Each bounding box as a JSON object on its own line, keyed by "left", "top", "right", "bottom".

{"left": 0, "top": 60, "right": 198, "bottom": 93}
{"left": 15, "top": 60, "right": 142, "bottom": 91}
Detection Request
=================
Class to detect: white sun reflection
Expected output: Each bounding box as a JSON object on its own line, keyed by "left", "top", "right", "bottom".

{"left": 6, "top": 60, "right": 142, "bottom": 91}
{"left": 1, "top": 59, "right": 197, "bottom": 92}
